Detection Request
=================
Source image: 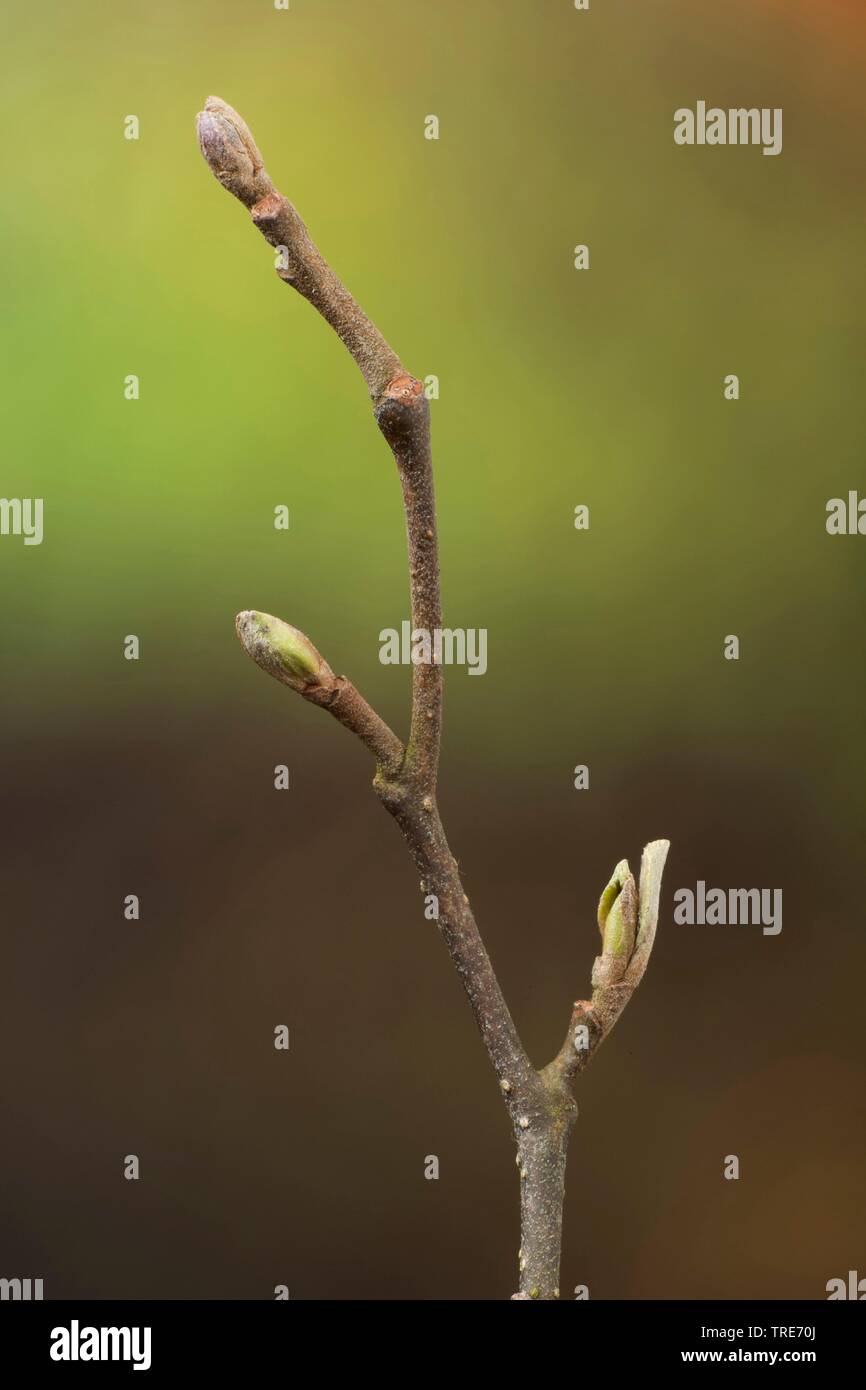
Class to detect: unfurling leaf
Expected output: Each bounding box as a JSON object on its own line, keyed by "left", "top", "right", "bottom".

{"left": 592, "top": 860, "right": 638, "bottom": 989}
{"left": 597, "top": 858, "right": 631, "bottom": 938}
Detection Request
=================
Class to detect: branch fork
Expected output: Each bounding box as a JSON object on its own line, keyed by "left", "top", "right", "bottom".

{"left": 198, "top": 96, "right": 670, "bottom": 1301}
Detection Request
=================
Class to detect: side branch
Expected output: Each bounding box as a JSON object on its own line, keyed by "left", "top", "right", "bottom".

{"left": 544, "top": 840, "right": 670, "bottom": 1091}
{"left": 236, "top": 611, "right": 403, "bottom": 776}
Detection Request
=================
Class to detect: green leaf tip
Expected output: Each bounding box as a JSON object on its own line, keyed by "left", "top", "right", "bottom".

{"left": 600, "top": 869, "right": 637, "bottom": 960}
{"left": 597, "top": 858, "right": 631, "bottom": 937}
{"left": 235, "top": 610, "right": 334, "bottom": 693}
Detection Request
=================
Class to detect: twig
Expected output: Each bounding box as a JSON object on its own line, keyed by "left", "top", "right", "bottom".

{"left": 235, "top": 610, "right": 404, "bottom": 774}
{"left": 197, "top": 96, "right": 670, "bottom": 1300}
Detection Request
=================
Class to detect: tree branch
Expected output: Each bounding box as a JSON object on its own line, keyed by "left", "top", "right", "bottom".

{"left": 198, "top": 95, "right": 442, "bottom": 791}
{"left": 198, "top": 96, "right": 670, "bottom": 1303}
{"left": 201, "top": 93, "right": 529, "bottom": 1100}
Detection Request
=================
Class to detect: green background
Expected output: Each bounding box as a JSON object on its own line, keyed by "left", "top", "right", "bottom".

{"left": 1, "top": 0, "right": 864, "bottom": 1298}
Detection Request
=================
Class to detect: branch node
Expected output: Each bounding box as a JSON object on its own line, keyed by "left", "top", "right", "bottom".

{"left": 374, "top": 374, "right": 428, "bottom": 451}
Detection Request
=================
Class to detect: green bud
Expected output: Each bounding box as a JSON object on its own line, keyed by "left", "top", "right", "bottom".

{"left": 235, "top": 610, "right": 333, "bottom": 693}
{"left": 592, "top": 859, "right": 638, "bottom": 989}
{"left": 597, "top": 859, "right": 631, "bottom": 938}
{"left": 601, "top": 874, "right": 637, "bottom": 959}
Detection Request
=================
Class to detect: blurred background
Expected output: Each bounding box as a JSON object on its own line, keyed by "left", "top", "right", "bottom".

{"left": 1, "top": 0, "right": 864, "bottom": 1299}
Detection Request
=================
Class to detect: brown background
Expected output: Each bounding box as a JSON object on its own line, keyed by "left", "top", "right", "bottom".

{"left": 2, "top": 714, "right": 863, "bottom": 1299}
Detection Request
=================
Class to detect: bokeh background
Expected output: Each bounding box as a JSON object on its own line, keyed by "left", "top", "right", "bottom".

{"left": 1, "top": 0, "right": 864, "bottom": 1299}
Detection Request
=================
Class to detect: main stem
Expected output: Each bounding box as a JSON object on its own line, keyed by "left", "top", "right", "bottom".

{"left": 377, "top": 789, "right": 577, "bottom": 1300}
{"left": 374, "top": 375, "right": 576, "bottom": 1296}
{"left": 518, "top": 1110, "right": 573, "bottom": 1300}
